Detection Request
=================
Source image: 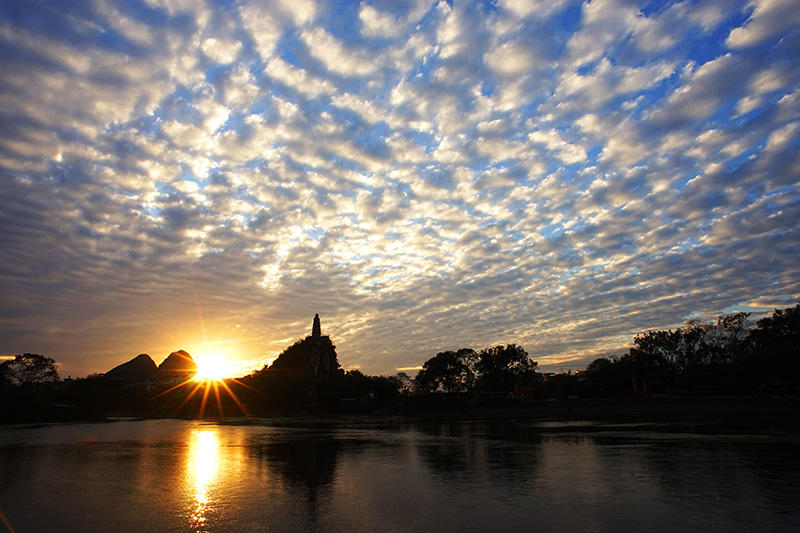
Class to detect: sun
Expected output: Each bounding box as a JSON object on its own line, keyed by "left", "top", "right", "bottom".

{"left": 194, "top": 354, "right": 233, "bottom": 381}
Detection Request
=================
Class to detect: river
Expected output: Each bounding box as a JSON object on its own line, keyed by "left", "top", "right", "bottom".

{"left": 0, "top": 417, "right": 798, "bottom": 532}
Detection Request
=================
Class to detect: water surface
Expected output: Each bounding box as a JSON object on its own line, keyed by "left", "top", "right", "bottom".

{"left": 0, "top": 417, "right": 798, "bottom": 532}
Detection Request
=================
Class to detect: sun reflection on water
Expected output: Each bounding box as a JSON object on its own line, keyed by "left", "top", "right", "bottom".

{"left": 188, "top": 429, "right": 220, "bottom": 531}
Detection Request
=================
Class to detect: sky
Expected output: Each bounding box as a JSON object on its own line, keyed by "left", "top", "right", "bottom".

{"left": 0, "top": 0, "right": 798, "bottom": 379}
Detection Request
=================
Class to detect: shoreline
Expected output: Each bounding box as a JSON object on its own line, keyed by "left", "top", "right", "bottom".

{"left": 404, "top": 395, "right": 800, "bottom": 423}
{"left": 4, "top": 395, "right": 799, "bottom": 432}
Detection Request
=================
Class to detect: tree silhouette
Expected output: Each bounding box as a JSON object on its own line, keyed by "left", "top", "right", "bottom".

{"left": 475, "top": 344, "right": 536, "bottom": 395}
{"left": 743, "top": 303, "right": 800, "bottom": 389}
{"left": 748, "top": 304, "right": 800, "bottom": 351}
{"left": 415, "top": 350, "right": 473, "bottom": 393}
{"left": 0, "top": 354, "right": 61, "bottom": 423}
{"left": 704, "top": 312, "right": 750, "bottom": 368}
{"left": 625, "top": 329, "right": 683, "bottom": 373}
{"left": 0, "top": 353, "right": 59, "bottom": 388}
{"left": 584, "top": 356, "right": 616, "bottom": 378}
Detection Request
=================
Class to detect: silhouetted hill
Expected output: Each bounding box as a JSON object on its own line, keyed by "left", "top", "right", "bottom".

{"left": 158, "top": 350, "right": 196, "bottom": 371}
{"left": 106, "top": 354, "right": 159, "bottom": 383}
{"left": 268, "top": 336, "right": 339, "bottom": 379}
{"left": 158, "top": 350, "right": 197, "bottom": 380}
{"left": 267, "top": 314, "right": 340, "bottom": 380}
{"left": 105, "top": 350, "right": 197, "bottom": 384}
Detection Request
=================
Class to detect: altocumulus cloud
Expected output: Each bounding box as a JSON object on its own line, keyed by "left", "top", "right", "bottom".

{"left": 0, "top": 0, "right": 798, "bottom": 377}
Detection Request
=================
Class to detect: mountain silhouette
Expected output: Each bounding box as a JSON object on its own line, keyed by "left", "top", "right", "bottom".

{"left": 105, "top": 350, "right": 197, "bottom": 384}
{"left": 158, "top": 350, "right": 197, "bottom": 380}
{"left": 106, "top": 353, "right": 159, "bottom": 383}
{"left": 158, "top": 350, "right": 197, "bottom": 371}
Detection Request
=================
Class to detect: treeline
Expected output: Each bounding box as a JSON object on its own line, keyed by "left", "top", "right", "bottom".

{"left": 394, "top": 302, "right": 799, "bottom": 402}
{"left": 412, "top": 345, "right": 536, "bottom": 399}
{"left": 577, "top": 303, "right": 800, "bottom": 397}
{"left": 237, "top": 344, "right": 538, "bottom": 413}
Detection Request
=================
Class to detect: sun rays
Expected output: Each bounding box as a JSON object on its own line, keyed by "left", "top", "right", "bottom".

{"left": 143, "top": 372, "right": 257, "bottom": 419}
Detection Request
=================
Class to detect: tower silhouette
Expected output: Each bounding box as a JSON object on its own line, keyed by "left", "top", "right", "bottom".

{"left": 312, "top": 313, "right": 321, "bottom": 338}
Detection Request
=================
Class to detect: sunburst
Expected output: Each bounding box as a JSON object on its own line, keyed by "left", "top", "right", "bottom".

{"left": 143, "top": 369, "right": 259, "bottom": 419}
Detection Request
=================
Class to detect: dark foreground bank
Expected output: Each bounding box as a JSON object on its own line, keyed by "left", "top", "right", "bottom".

{"left": 384, "top": 395, "right": 800, "bottom": 434}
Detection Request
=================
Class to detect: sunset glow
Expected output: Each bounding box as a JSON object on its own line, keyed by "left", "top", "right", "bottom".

{"left": 194, "top": 355, "right": 233, "bottom": 382}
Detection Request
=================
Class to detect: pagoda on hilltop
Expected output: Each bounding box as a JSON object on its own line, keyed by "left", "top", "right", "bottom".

{"left": 312, "top": 313, "right": 321, "bottom": 338}
{"left": 267, "top": 314, "right": 340, "bottom": 380}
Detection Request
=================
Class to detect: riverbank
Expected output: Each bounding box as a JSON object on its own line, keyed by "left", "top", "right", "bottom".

{"left": 398, "top": 395, "right": 800, "bottom": 431}
{"left": 5, "top": 395, "right": 799, "bottom": 431}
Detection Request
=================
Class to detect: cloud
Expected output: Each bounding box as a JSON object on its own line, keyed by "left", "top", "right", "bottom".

{"left": 239, "top": 4, "right": 283, "bottom": 60}
{"left": 484, "top": 40, "right": 537, "bottom": 77}
{"left": 556, "top": 58, "right": 676, "bottom": 113}
{"left": 301, "top": 27, "right": 377, "bottom": 77}
{"left": 0, "top": 0, "right": 797, "bottom": 378}
{"left": 274, "top": 0, "right": 317, "bottom": 26}
{"left": 201, "top": 37, "right": 242, "bottom": 64}
{"left": 726, "top": 0, "right": 800, "bottom": 49}
{"left": 359, "top": 4, "right": 404, "bottom": 39}
{"left": 529, "top": 129, "right": 588, "bottom": 165}
{"left": 564, "top": 0, "right": 642, "bottom": 69}
{"left": 331, "top": 93, "right": 384, "bottom": 124}
{"left": 264, "top": 57, "right": 337, "bottom": 97}
{"left": 497, "top": 0, "right": 568, "bottom": 20}
{"left": 648, "top": 54, "right": 748, "bottom": 126}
